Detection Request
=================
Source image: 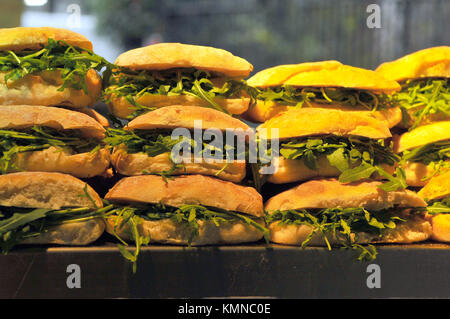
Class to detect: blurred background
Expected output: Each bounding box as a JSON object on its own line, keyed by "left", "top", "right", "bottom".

{"left": 1, "top": 0, "right": 449, "bottom": 72}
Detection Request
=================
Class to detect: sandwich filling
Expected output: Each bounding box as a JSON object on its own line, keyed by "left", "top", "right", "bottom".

{"left": 0, "top": 189, "right": 110, "bottom": 252}
{"left": 267, "top": 135, "right": 406, "bottom": 191}
{"left": 257, "top": 86, "right": 394, "bottom": 111}
{"left": 401, "top": 139, "right": 450, "bottom": 180}
{"left": 0, "top": 126, "right": 101, "bottom": 174}
{"left": 104, "top": 128, "right": 247, "bottom": 178}
{"left": 0, "top": 38, "right": 111, "bottom": 93}
{"left": 104, "top": 68, "right": 258, "bottom": 118}
{"left": 266, "top": 206, "right": 427, "bottom": 261}
{"left": 394, "top": 78, "right": 449, "bottom": 129}
{"left": 427, "top": 197, "right": 450, "bottom": 215}
{"left": 105, "top": 202, "right": 268, "bottom": 272}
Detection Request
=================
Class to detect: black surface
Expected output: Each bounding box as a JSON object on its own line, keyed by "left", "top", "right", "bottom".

{"left": 1, "top": 242, "right": 449, "bottom": 299}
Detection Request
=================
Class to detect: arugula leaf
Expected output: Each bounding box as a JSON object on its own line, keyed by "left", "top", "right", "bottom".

{"left": 104, "top": 68, "right": 257, "bottom": 118}
{"left": 257, "top": 86, "right": 393, "bottom": 111}
{"left": 106, "top": 203, "right": 269, "bottom": 271}
{"left": 0, "top": 204, "right": 111, "bottom": 253}
{"left": 0, "top": 126, "right": 100, "bottom": 174}
{"left": 266, "top": 207, "right": 410, "bottom": 261}
{"left": 401, "top": 140, "right": 450, "bottom": 180}
{"left": 0, "top": 38, "right": 112, "bottom": 94}
{"left": 272, "top": 135, "right": 404, "bottom": 190}
{"left": 427, "top": 197, "right": 450, "bottom": 215}
{"left": 394, "top": 78, "right": 449, "bottom": 130}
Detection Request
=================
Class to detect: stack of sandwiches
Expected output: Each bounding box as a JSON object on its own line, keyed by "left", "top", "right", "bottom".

{"left": 0, "top": 25, "right": 448, "bottom": 268}
{"left": 248, "top": 61, "right": 435, "bottom": 258}
{"left": 0, "top": 27, "right": 111, "bottom": 250}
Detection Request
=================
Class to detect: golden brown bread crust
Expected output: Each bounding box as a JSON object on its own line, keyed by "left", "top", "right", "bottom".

{"left": 78, "top": 108, "right": 110, "bottom": 127}
{"left": 0, "top": 69, "right": 102, "bottom": 109}
{"left": 105, "top": 216, "right": 264, "bottom": 245}
{"left": 268, "top": 215, "right": 431, "bottom": 245}
{"left": 244, "top": 99, "right": 402, "bottom": 128}
{"left": 266, "top": 156, "right": 394, "bottom": 184}
{"left": 111, "top": 149, "right": 246, "bottom": 182}
{"left": 105, "top": 175, "right": 264, "bottom": 217}
{"left": 429, "top": 214, "right": 450, "bottom": 243}
{"left": 114, "top": 43, "right": 253, "bottom": 77}
{"left": 375, "top": 46, "right": 450, "bottom": 82}
{"left": 418, "top": 171, "right": 450, "bottom": 201}
{"left": 0, "top": 105, "right": 105, "bottom": 139}
{"left": 395, "top": 121, "right": 450, "bottom": 152}
{"left": 108, "top": 93, "right": 250, "bottom": 119}
{"left": 0, "top": 27, "right": 93, "bottom": 51}
{"left": 264, "top": 179, "right": 426, "bottom": 212}
{"left": 21, "top": 218, "right": 105, "bottom": 246}
{"left": 401, "top": 161, "right": 449, "bottom": 187}
{"left": 9, "top": 147, "right": 111, "bottom": 179}
{"left": 0, "top": 172, "right": 103, "bottom": 209}
{"left": 257, "top": 107, "right": 392, "bottom": 140}
{"left": 127, "top": 105, "right": 250, "bottom": 131}
{"left": 248, "top": 60, "right": 400, "bottom": 93}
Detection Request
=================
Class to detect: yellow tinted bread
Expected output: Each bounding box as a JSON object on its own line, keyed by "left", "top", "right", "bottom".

{"left": 395, "top": 121, "right": 450, "bottom": 152}
{"left": 0, "top": 105, "right": 106, "bottom": 139}
{"left": 105, "top": 175, "right": 264, "bottom": 217}
{"left": 264, "top": 179, "right": 426, "bottom": 212}
{"left": 376, "top": 46, "right": 450, "bottom": 82}
{"left": 105, "top": 216, "right": 264, "bottom": 245}
{"left": 418, "top": 171, "right": 450, "bottom": 201}
{"left": 108, "top": 93, "right": 250, "bottom": 118}
{"left": 244, "top": 99, "right": 402, "bottom": 127}
{"left": 402, "top": 161, "right": 449, "bottom": 187}
{"left": 257, "top": 107, "right": 392, "bottom": 140}
{"left": 0, "top": 69, "right": 101, "bottom": 108}
{"left": 248, "top": 60, "right": 400, "bottom": 93}
{"left": 0, "top": 172, "right": 103, "bottom": 209}
{"left": 114, "top": 43, "right": 253, "bottom": 77}
{"left": 111, "top": 149, "right": 245, "bottom": 182}
{"left": 0, "top": 27, "right": 93, "bottom": 51}
{"left": 127, "top": 105, "right": 250, "bottom": 131}
{"left": 428, "top": 214, "right": 450, "bottom": 243}
{"left": 267, "top": 156, "right": 394, "bottom": 184}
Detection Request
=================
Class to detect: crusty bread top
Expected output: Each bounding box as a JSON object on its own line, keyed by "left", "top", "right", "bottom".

{"left": 105, "top": 175, "right": 264, "bottom": 217}
{"left": 0, "top": 172, "right": 102, "bottom": 210}
{"left": 0, "top": 105, "right": 105, "bottom": 139}
{"left": 0, "top": 27, "right": 93, "bottom": 51}
{"left": 265, "top": 179, "right": 426, "bottom": 212}
{"left": 395, "top": 121, "right": 450, "bottom": 152}
{"left": 418, "top": 171, "right": 450, "bottom": 201}
{"left": 257, "top": 107, "right": 392, "bottom": 140}
{"left": 127, "top": 105, "right": 250, "bottom": 132}
{"left": 114, "top": 43, "right": 253, "bottom": 77}
{"left": 248, "top": 60, "right": 400, "bottom": 93}
{"left": 376, "top": 46, "right": 450, "bottom": 82}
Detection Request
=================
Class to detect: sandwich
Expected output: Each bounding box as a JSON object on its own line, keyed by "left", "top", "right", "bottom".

{"left": 243, "top": 60, "right": 401, "bottom": 127}
{"left": 265, "top": 179, "right": 431, "bottom": 260}
{"left": 0, "top": 105, "right": 110, "bottom": 178}
{"left": 257, "top": 107, "right": 405, "bottom": 190}
{"left": 103, "top": 175, "right": 267, "bottom": 269}
{"left": 0, "top": 27, "right": 110, "bottom": 110}
{"left": 104, "top": 104, "right": 252, "bottom": 183}
{"left": 0, "top": 172, "right": 108, "bottom": 252}
{"left": 394, "top": 121, "right": 450, "bottom": 186}
{"left": 418, "top": 171, "right": 450, "bottom": 242}
{"left": 104, "top": 43, "right": 256, "bottom": 119}
{"left": 376, "top": 46, "right": 450, "bottom": 129}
